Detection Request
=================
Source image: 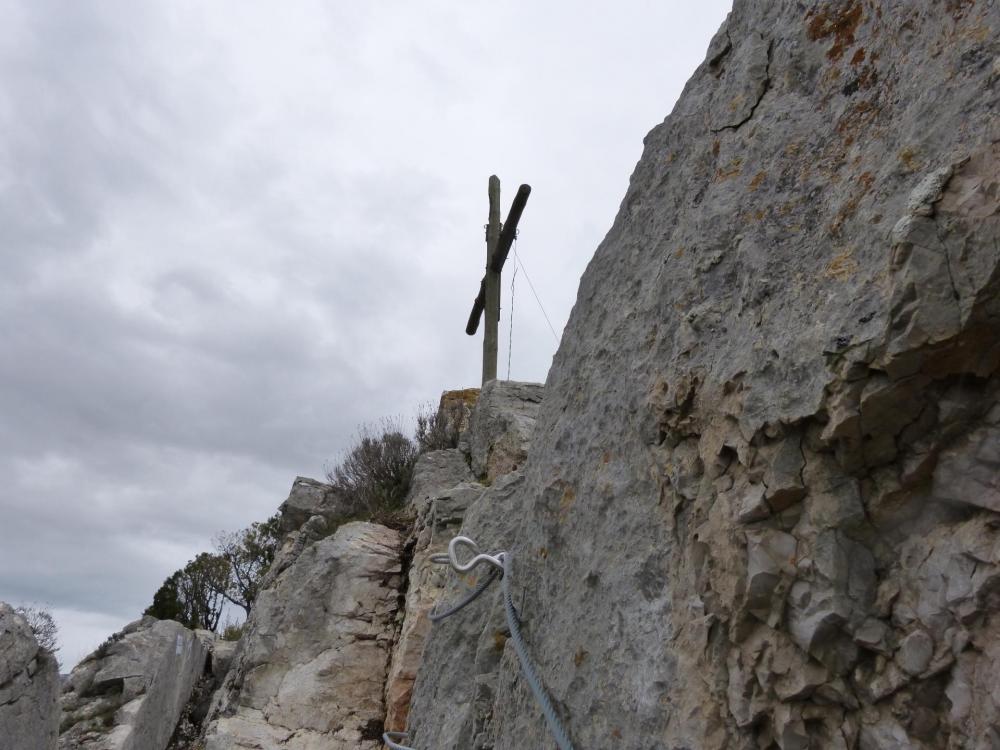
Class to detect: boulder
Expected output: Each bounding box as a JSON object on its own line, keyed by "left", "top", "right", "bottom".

{"left": 200, "top": 522, "right": 401, "bottom": 750}
{"left": 466, "top": 380, "right": 543, "bottom": 481}
{"left": 276, "top": 476, "right": 360, "bottom": 533}
{"left": 406, "top": 1, "right": 1000, "bottom": 748}
{"left": 59, "top": 617, "right": 210, "bottom": 750}
{"left": 0, "top": 602, "right": 59, "bottom": 750}
{"left": 406, "top": 449, "right": 475, "bottom": 516}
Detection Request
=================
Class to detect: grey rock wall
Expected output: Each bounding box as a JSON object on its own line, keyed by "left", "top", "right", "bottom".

{"left": 0, "top": 602, "right": 59, "bottom": 750}
{"left": 59, "top": 617, "right": 210, "bottom": 750}
{"left": 407, "top": 1, "right": 1000, "bottom": 748}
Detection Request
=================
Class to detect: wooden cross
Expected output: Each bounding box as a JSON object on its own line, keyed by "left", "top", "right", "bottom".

{"left": 465, "top": 175, "right": 531, "bottom": 384}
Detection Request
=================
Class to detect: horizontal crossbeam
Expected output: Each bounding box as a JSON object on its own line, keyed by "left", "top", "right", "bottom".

{"left": 465, "top": 184, "right": 531, "bottom": 336}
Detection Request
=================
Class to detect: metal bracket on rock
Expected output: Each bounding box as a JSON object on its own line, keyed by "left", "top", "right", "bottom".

{"left": 430, "top": 534, "right": 505, "bottom": 574}
{"left": 383, "top": 534, "right": 576, "bottom": 750}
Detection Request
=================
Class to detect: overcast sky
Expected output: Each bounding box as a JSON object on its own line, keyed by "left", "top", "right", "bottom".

{"left": 0, "top": 0, "right": 732, "bottom": 669}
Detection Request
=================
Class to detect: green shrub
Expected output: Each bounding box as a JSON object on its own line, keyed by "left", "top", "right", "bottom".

{"left": 326, "top": 418, "right": 418, "bottom": 518}
{"left": 221, "top": 622, "right": 245, "bottom": 642}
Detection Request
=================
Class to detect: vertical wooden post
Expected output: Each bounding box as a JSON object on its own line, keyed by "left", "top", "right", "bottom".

{"left": 483, "top": 175, "right": 501, "bottom": 384}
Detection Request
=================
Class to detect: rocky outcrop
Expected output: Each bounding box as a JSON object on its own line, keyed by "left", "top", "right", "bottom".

{"left": 277, "top": 476, "right": 360, "bottom": 533}
{"left": 466, "top": 380, "right": 543, "bottom": 482}
{"left": 406, "top": 2, "right": 1000, "bottom": 748}
{"left": 59, "top": 617, "right": 211, "bottom": 750}
{"left": 384, "top": 451, "right": 487, "bottom": 733}
{"left": 0, "top": 602, "right": 59, "bottom": 750}
{"left": 405, "top": 449, "right": 475, "bottom": 517}
{"left": 200, "top": 522, "right": 402, "bottom": 750}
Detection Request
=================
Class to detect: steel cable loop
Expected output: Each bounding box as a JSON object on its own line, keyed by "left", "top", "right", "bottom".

{"left": 382, "top": 731, "right": 414, "bottom": 750}
{"left": 384, "top": 539, "right": 576, "bottom": 750}
{"left": 428, "top": 566, "right": 500, "bottom": 622}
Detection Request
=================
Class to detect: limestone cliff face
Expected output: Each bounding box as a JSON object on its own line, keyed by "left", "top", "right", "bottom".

{"left": 200, "top": 522, "right": 403, "bottom": 750}
{"left": 406, "top": 2, "right": 1000, "bottom": 748}
{"left": 0, "top": 603, "right": 59, "bottom": 750}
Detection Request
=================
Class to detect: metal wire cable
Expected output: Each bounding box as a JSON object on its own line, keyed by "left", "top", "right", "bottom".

{"left": 383, "top": 731, "right": 413, "bottom": 750}
{"left": 506, "top": 237, "right": 518, "bottom": 381}
{"left": 384, "top": 538, "right": 576, "bottom": 750}
{"left": 428, "top": 566, "right": 500, "bottom": 622}
{"left": 513, "top": 248, "right": 560, "bottom": 344}
{"left": 500, "top": 552, "right": 575, "bottom": 750}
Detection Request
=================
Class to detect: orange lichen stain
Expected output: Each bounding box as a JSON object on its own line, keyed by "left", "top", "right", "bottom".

{"left": 712, "top": 139, "right": 720, "bottom": 157}
{"left": 748, "top": 170, "right": 767, "bottom": 191}
{"left": 825, "top": 247, "right": 859, "bottom": 281}
{"left": 492, "top": 631, "right": 509, "bottom": 651}
{"left": 858, "top": 171, "right": 875, "bottom": 190}
{"left": 611, "top": 728, "right": 623, "bottom": 740}
{"left": 898, "top": 146, "right": 922, "bottom": 172}
{"left": 602, "top": 450, "right": 612, "bottom": 464}
{"left": 850, "top": 47, "right": 866, "bottom": 65}
{"left": 715, "top": 158, "right": 743, "bottom": 181}
{"left": 807, "top": 0, "right": 864, "bottom": 61}
{"left": 946, "top": 0, "right": 975, "bottom": 21}
{"left": 573, "top": 649, "right": 589, "bottom": 667}
{"left": 674, "top": 247, "right": 685, "bottom": 259}
{"left": 837, "top": 99, "right": 879, "bottom": 142}
{"left": 959, "top": 22, "right": 991, "bottom": 42}
{"left": 557, "top": 485, "right": 576, "bottom": 521}
{"left": 829, "top": 195, "right": 860, "bottom": 235}
{"left": 460, "top": 572, "right": 480, "bottom": 587}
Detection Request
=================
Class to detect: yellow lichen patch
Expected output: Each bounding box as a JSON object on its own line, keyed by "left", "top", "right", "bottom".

{"left": 899, "top": 145, "right": 922, "bottom": 172}
{"left": 558, "top": 485, "right": 576, "bottom": 520}
{"left": 825, "top": 247, "right": 859, "bottom": 281}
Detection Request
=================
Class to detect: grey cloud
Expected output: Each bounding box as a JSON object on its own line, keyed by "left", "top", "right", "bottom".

{"left": 0, "top": 0, "right": 733, "bottom": 670}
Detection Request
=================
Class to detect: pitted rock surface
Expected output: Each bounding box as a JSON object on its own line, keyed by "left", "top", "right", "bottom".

{"left": 200, "top": 522, "right": 401, "bottom": 750}
{"left": 406, "top": 1, "right": 1000, "bottom": 748}
{"left": 59, "top": 617, "right": 210, "bottom": 750}
{"left": 0, "top": 602, "right": 59, "bottom": 750}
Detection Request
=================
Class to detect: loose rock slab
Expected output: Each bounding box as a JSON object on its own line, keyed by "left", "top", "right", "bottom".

{"left": 59, "top": 617, "right": 210, "bottom": 750}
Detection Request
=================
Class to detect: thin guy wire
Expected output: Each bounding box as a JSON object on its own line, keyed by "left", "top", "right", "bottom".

{"left": 507, "top": 235, "right": 518, "bottom": 380}
{"left": 513, "top": 248, "right": 560, "bottom": 344}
